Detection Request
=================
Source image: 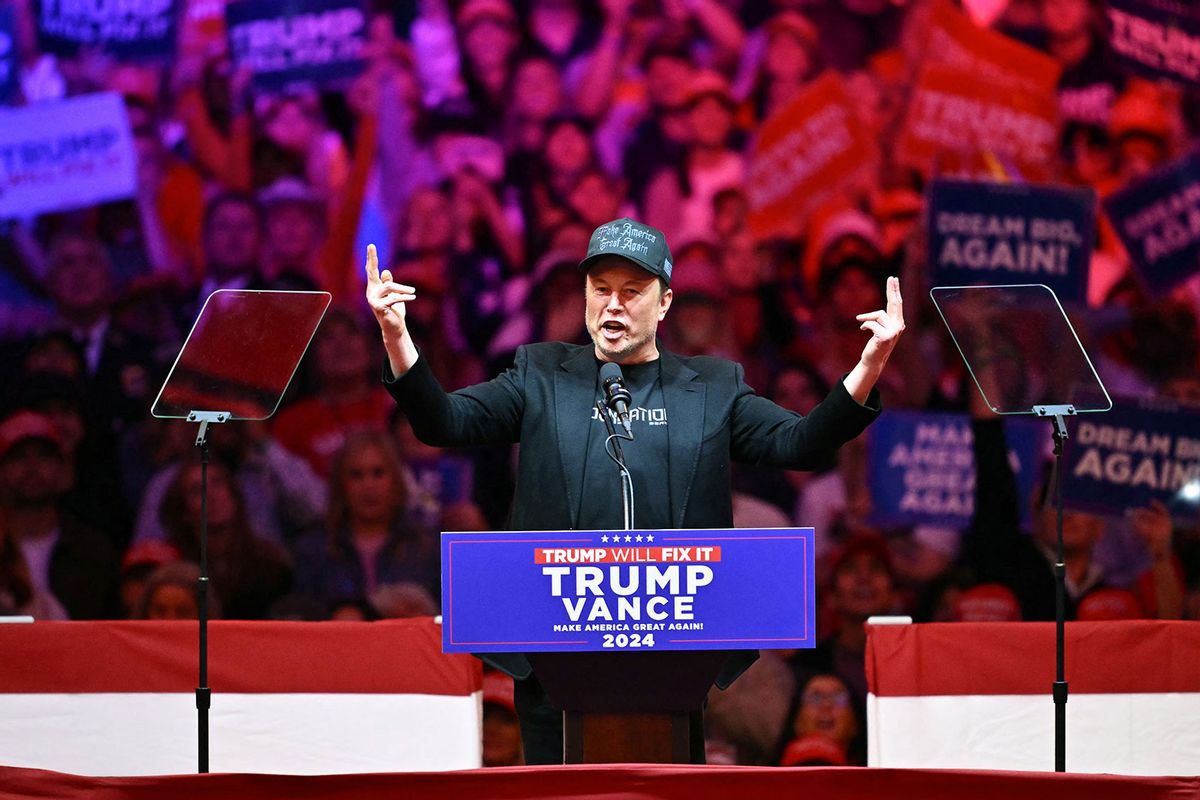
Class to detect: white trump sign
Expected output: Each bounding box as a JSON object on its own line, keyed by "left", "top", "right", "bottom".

{"left": 0, "top": 92, "right": 136, "bottom": 218}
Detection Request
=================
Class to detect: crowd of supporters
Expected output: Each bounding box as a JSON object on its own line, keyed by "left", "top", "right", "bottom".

{"left": 1, "top": 0, "right": 1199, "bottom": 768}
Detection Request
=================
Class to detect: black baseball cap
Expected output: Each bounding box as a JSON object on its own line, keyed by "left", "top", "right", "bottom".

{"left": 579, "top": 218, "right": 674, "bottom": 286}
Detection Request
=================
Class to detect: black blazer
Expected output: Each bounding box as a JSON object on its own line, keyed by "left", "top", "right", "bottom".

{"left": 385, "top": 341, "right": 880, "bottom": 682}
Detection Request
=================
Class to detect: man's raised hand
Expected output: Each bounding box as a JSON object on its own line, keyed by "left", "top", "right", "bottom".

{"left": 841, "top": 275, "right": 905, "bottom": 404}
{"left": 365, "top": 244, "right": 416, "bottom": 334}
{"left": 364, "top": 244, "right": 420, "bottom": 375}
{"left": 856, "top": 275, "right": 905, "bottom": 374}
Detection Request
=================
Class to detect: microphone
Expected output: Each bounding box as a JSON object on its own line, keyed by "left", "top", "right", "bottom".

{"left": 599, "top": 361, "right": 633, "bottom": 438}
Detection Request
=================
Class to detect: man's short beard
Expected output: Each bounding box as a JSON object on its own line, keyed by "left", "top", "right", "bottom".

{"left": 588, "top": 322, "right": 657, "bottom": 361}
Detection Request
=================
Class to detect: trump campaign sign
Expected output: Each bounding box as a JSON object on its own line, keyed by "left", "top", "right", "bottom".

{"left": 442, "top": 528, "right": 815, "bottom": 653}
{"left": 1107, "top": 0, "right": 1200, "bottom": 88}
{"left": 899, "top": 0, "right": 1060, "bottom": 180}
{"left": 226, "top": 0, "right": 367, "bottom": 92}
{"left": 929, "top": 179, "right": 1095, "bottom": 303}
{"left": 867, "top": 411, "right": 1043, "bottom": 528}
{"left": 1104, "top": 150, "right": 1200, "bottom": 296}
{"left": 35, "top": 0, "right": 180, "bottom": 59}
{"left": 746, "top": 72, "right": 876, "bottom": 241}
{"left": 1064, "top": 396, "right": 1200, "bottom": 517}
{"left": 0, "top": 92, "right": 136, "bottom": 218}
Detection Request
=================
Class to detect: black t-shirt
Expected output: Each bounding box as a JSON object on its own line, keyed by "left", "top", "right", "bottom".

{"left": 577, "top": 359, "right": 672, "bottom": 530}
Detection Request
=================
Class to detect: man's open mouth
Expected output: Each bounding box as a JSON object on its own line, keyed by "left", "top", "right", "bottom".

{"left": 601, "top": 321, "right": 626, "bottom": 338}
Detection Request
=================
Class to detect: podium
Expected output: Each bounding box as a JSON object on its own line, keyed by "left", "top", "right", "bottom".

{"left": 441, "top": 527, "right": 816, "bottom": 764}
{"left": 528, "top": 650, "right": 728, "bottom": 763}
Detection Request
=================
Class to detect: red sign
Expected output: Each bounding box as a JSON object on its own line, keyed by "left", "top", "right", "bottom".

{"left": 899, "top": 0, "right": 1062, "bottom": 179}
{"left": 746, "top": 72, "right": 877, "bottom": 241}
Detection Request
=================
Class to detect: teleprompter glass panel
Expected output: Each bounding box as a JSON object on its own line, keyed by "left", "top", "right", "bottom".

{"left": 930, "top": 284, "right": 1111, "bottom": 415}
{"left": 151, "top": 289, "right": 331, "bottom": 420}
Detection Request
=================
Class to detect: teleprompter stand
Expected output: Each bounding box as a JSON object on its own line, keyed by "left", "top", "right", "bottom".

{"left": 151, "top": 289, "right": 330, "bottom": 772}
{"left": 932, "top": 284, "right": 1111, "bottom": 772}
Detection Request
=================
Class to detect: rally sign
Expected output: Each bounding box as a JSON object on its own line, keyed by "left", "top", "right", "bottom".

{"left": 1103, "top": 150, "right": 1200, "bottom": 296}
{"left": 441, "top": 528, "right": 815, "bottom": 653}
{"left": 0, "top": 5, "right": 18, "bottom": 105}
{"left": 928, "top": 179, "right": 1095, "bottom": 303}
{"left": 923, "top": 0, "right": 1061, "bottom": 96}
{"left": 867, "top": 411, "right": 1043, "bottom": 528}
{"left": 0, "top": 92, "right": 137, "bottom": 219}
{"left": 899, "top": 62, "right": 1059, "bottom": 181}
{"left": 1107, "top": 0, "right": 1200, "bottom": 88}
{"left": 226, "top": 0, "right": 367, "bottom": 92}
{"left": 746, "top": 72, "right": 876, "bottom": 241}
{"left": 899, "top": 0, "right": 1061, "bottom": 180}
{"left": 1064, "top": 396, "right": 1200, "bottom": 517}
{"left": 35, "top": 0, "right": 180, "bottom": 60}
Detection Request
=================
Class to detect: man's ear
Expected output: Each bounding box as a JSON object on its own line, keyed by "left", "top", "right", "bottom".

{"left": 658, "top": 288, "right": 673, "bottom": 320}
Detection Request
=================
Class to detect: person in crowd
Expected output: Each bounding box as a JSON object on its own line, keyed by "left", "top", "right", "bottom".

{"left": 789, "top": 532, "right": 900, "bottom": 715}
{"left": 366, "top": 214, "right": 904, "bottom": 762}
{"left": 291, "top": 432, "right": 440, "bottom": 610}
{"left": 159, "top": 460, "right": 292, "bottom": 619}
{"left": 803, "top": 0, "right": 910, "bottom": 73}
{"left": 329, "top": 597, "right": 382, "bottom": 622}
{"left": 643, "top": 70, "right": 746, "bottom": 246}
{"left": 503, "top": 53, "right": 568, "bottom": 157}
{"left": 777, "top": 671, "right": 862, "bottom": 766}
{"left": 453, "top": 0, "right": 524, "bottom": 134}
{"left": 703, "top": 648, "right": 796, "bottom": 766}
{"left": 481, "top": 669, "right": 525, "bottom": 767}
{"left": 194, "top": 192, "right": 267, "bottom": 307}
{"left": 0, "top": 508, "right": 67, "bottom": 620}
{"left": 271, "top": 308, "right": 394, "bottom": 478}
{"left": 0, "top": 411, "right": 119, "bottom": 619}
{"left": 1108, "top": 81, "right": 1178, "bottom": 184}
{"left": 117, "top": 540, "right": 181, "bottom": 620}
{"left": 135, "top": 560, "right": 216, "bottom": 620}
{"left": 133, "top": 420, "right": 326, "bottom": 550}
{"left": 259, "top": 178, "right": 330, "bottom": 289}
{"left": 39, "top": 231, "right": 161, "bottom": 433}
{"left": 4, "top": 370, "right": 131, "bottom": 550}
{"left": 803, "top": 244, "right": 929, "bottom": 409}
{"left": 733, "top": 11, "right": 821, "bottom": 121}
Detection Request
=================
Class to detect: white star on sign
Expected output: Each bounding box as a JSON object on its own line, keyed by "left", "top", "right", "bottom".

{"left": 625, "top": 535, "right": 633, "bottom": 542}
{"left": 635, "top": 535, "right": 644, "bottom": 542}
{"left": 646, "top": 535, "right": 654, "bottom": 542}
{"left": 600, "top": 535, "right": 609, "bottom": 542}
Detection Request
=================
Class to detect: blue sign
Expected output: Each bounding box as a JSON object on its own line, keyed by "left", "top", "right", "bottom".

{"left": 1103, "top": 150, "right": 1200, "bottom": 297}
{"left": 226, "top": 0, "right": 367, "bottom": 92}
{"left": 1107, "top": 0, "right": 1200, "bottom": 88}
{"left": 0, "top": 92, "right": 137, "bottom": 219}
{"left": 929, "top": 179, "right": 1095, "bottom": 304}
{"left": 441, "top": 528, "right": 815, "bottom": 653}
{"left": 0, "top": 5, "right": 18, "bottom": 106}
{"left": 35, "top": 0, "right": 179, "bottom": 60}
{"left": 867, "top": 411, "right": 1043, "bottom": 528}
{"left": 1064, "top": 396, "right": 1200, "bottom": 517}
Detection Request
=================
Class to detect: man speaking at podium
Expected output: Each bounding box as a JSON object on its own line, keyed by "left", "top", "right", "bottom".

{"left": 365, "top": 217, "right": 905, "bottom": 763}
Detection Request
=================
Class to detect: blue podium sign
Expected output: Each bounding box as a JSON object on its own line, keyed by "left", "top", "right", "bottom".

{"left": 441, "top": 528, "right": 815, "bottom": 653}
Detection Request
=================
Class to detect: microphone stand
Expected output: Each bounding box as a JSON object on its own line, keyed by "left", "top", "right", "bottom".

{"left": 596, "top": 401, "right": 635, "bottom": 531}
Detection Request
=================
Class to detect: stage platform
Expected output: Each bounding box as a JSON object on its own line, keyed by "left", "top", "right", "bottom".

{"left": 1, "top": 763, "right": 1197, "bottom": 800}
